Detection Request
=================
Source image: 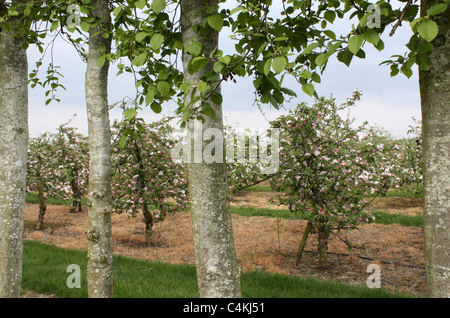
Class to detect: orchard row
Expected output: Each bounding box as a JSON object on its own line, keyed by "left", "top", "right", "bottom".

{"left": 27, "top": 92, "right": 422, "bottom": 250}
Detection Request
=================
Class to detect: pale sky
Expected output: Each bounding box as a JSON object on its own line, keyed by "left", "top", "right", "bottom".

{"left": 27, "top": 2, "right": 422, "bottom": 139}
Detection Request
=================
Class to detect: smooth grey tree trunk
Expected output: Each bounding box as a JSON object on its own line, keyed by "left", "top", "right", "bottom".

{"left": 0, "top": 12, "right": 29, "bottom": 297}
{"left": 85, "top": 0, "right": 113, "bottom": 298}
{"left": 419, "top": 1, "right": 450, "bottom": 298}
{"left": 180, "top": 0, "right": 242, "bottom": 298}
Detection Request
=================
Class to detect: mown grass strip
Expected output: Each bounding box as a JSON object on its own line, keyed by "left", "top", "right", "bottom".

{"left": 25, "top": 193, "right": 88, "bottom": 207}
{"left": 230, "top": 206, "right": 423, "bottom": 227}
{"left": 21, "top": 241, "right": 413, "bottom": 298}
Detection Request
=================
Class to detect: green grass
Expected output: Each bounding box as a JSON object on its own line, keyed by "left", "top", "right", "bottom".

{"left": 230, "top": 206, "right": 302, "bottom": 220}
{"left": 22, "top": 241, "right": 414, "bottom": 298}
{"left": 241, "top": 186, "right": 424, "bottom": 199}
{"left": 25, "top": 192, "right": 423, "bottom": 228}
{"left": 25, "top": 193, "right": 88, "bottom": 207}
{"left": 371, "top": 211, "right": 423, "bottom": 227}
{"left": 244, "top": 185, "right": 274, "bottom": 192}
{"left": 230, "top": 206, "right": 423, "bottom": 227}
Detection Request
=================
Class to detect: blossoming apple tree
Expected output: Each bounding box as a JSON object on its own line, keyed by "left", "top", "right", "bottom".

{"left": 270, "top": 90, "right": 399, "bottom": 268}
{"left": 27, "top": 123, "right": 89, "bottom": 229}
{"left": 110, "top": 104, "right": 189, "bottom": 246}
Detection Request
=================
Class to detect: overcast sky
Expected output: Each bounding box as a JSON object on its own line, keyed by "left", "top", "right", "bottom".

{"left": 27, "top": 2, "right": 422, "bottom": 139}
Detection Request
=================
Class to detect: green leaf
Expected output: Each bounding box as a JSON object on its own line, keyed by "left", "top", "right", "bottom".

{"left": 189, "top": 57, "right": 209, "bottom": 74}
{"left": 267, "top": 94, "right": 278, "bottom": 108}
{"left": 207, "top": 14, "right": 224, "bottom": 32}
{"left": 230, "top": 6, "right": 246, "bottom": 15}
{"left": 417, "top": 19, "right": 439, "bottom": 42}
{"left": 186, "top": 41, "right": 203, "bottom": 57}
{"left": 119, "top": 135, "right": 128, "bottom": 149}
{"left": 274, "top": 36, "right": 288, "bottom": 42}
{"left": 113, "top": 6, "right": 122, "bottom": 17}
{"left": 390, "top": 64, "right": 399, "bottom": 77}
{"left": 150, "top": 102, "right": 162, "bottom": 114}
{"left": 315, "top": 53, "right": 328, "bottom": 67}
{"left": 219, "top": 55, "right": 231, "bottom": 65}
{"left": 264, "top": 59, "right": 272, "bottom": 75}
{"left": 323, "top": 30, "right": 336, "bottom": 40}
{"left": 337, "top": 49, "right": 353, "bottom": 67}
{"left": 151, "top": 0, "right": 165, "bottom": 14}
{"left": 97, "top": 55, "right": 106, "bottom": 68}
{"left": 302, "top": 83, "right": 315, "bottom": 96}
{"left": 135, "top": 0, "right": 147, "bottom": 9}
{"left": 328, "top": 42, "right": 341, "bottom": 55}
{"left": 417, "top": 42, "right": 434, "bottom": 53}
{"left": 348, "top": 35, "right": 364, "bottom": 55}
{"left": 213, "top": 61, "right": 225, "bottom": 73}
{"left": 81, "top": 22, "right": 90, "bottom": 32}
{"left": 210, "top": 92, "right": 223, "bottom": 106}
{"left": 157, "top": 81, "right": 171, "bottom": 96}
{"left": 145, "top": 87, "right": 156, "bottom": 104}
{"left": 401, "top": 63, "right": 413, "bottom": 78}
{"left": 132, "top": 52, "right": 148, "bottom": 67}
{"left": 150, "top": 33, "right": 165, "bottom": 51}
{"left": 51, "top": 21, "right": 59, "bottom": 32}
{"left": 280, "top": 87, "right": 297, "bottom": 97}
{"left": 324, "top": 11, "right": 336, "bottom": 23}
{"left": 416, "top": 53, "right": 430, "bottom": 71}
{"left": 197, "top": 81, "right": 207, "bottom": 93}
{"left": 135, "top": 32, "right": 149, "bottom": 43}
{"left": 364, "top": 29, "right": 380, "bottom": 46}
{"left": 123, "top": 108, "right": 137, "bottom": 120}
{"left": 272, "top": 56, "right": 287, "bottom": 74}
{"left": 300, "top": 70, "right": 311, "bottom": 79}
{"left": 301, "top": 42, "right": 319, "bottom": 55}
{"left": 257, "top": 43, "right": 268, "bottom": 56}
{"left": 427, "top": 3, "right": 447, "bottom": 16}
{"left": 311, "top": 73, "right": 321, "bottom": 83}
{"left": 200, "top": 102, "right": 216, "bottom": 119}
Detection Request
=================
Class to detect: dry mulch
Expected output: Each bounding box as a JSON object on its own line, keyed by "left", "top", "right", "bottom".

{"left": 23, "top": 191, "right": 426, "bottom": 297}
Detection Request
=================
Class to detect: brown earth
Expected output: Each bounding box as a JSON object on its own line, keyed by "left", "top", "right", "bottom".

{"left": 22, "top": 190, "right": 426, "bottom": 298}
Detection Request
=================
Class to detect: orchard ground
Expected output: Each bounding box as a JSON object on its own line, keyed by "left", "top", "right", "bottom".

{"left": 22, "top": 187, "right": 426, "bottom": 297}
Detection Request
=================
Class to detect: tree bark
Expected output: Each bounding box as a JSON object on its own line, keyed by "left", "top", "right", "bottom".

{"left": 85, "top": 0, "right": 113, "bottom": 298}
{"left": 142, "top": 203, "right": 154, "bottom": 247}
{"left": 295, "top": 221, "right": 312, "bottom": 266}
{"left": 317, "top": 226, "right": 329, "bottom": 268}
{"left": 36, "top": 159, "right": 47, "bottom": 230}
{"left": 0, "top": 6, "right": 29, "bottom": 297}
{"left": 70, "top": 176, "right": 82, "bottom": 213}
{"left": 419, "top": 1, "right": 450, "bottom": 298}
{"left": 180, "top": 0, "right": 242, "bottom": 298}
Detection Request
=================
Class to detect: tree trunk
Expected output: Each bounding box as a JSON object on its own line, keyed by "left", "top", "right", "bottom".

{"left": 142, "top": 203, "right": 154, "bottom": 247}
{"left": 70, "top": 176, "right": 82, "bottom": 213}
{"left": 317, "top": 226, "right": 329, "bottom": 268}
{"left": 295, "top": 221, "right": 312, "bottom": 266}
{"left": 36, "top": 166, "right": 47, "bottom": 230}
{"left": 419, "top": 1, "right": 450, "bottom": 298}
{"left": 180, "top": 0, "right": 242, "bottom": 298}
{"left": 0, "top": 8, "right": 29, "bottom": 297}
{"left": 85, "top": 0, "right": 113, "bottom": 298}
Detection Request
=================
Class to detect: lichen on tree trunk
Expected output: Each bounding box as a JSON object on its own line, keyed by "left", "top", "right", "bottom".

{"left": 180, "top": 0, "right": 242, "bottom": 298}
{"left": 85, "top": 0, "right": 113, "bottom": 298}
{"left": 0, "top": 10, "right": 29, "bottom": 297}
{"left": 419, "top": 0, "right": 450, "bottom": 298}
